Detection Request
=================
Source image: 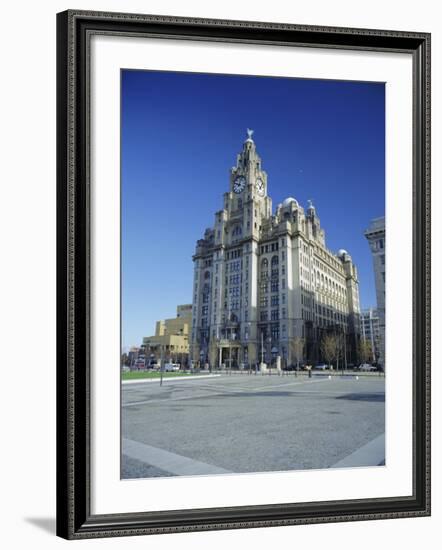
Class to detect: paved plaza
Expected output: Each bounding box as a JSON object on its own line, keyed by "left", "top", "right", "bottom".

{"left": 121, "top": 373, "right": 385, "bottom": 479}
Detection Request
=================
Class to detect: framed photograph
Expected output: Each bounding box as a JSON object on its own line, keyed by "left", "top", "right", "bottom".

{"left": 56, "top": 10, "right": 431, "bottom": 539}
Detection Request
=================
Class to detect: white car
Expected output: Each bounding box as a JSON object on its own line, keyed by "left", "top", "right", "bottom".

{"left": 313, "top": 364, "right": 328, "bottom": 370}
{"left": 164, "top": 363, "right": 180, "bottom": 372}
{"left": 359, "top": 363, "right": 376, "bottom": 371}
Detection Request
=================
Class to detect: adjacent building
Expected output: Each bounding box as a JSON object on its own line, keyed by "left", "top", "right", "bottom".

{"left": 190, "top": 130, "right": 361, "bottom": 368}
{"left": 142, "top": 304, "right": 192, "bottom": 366}
{"left": 364, "top": 217, "right": 385, "bottom": 369}
{"left": 360, "top": 307, "right": 381, "bottom": 363}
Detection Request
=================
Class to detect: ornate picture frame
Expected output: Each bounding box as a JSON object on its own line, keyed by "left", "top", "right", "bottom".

{"left": 56, "top": 9, "right": 430, "bottom": 539}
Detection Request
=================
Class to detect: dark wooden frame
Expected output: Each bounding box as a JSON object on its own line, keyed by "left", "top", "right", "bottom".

{"left": 56, "top": 9, "right": 431, "bottom": 539}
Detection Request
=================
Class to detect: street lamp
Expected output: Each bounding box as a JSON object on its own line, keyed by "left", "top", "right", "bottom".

{"left": 266, "top": 335, "right": 272, "bottom": 366}
{"left": 260, "top": 329, "right": 265, "bottom": 365}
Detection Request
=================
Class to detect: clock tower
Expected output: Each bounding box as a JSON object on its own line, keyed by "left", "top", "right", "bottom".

{"left": 225, "top": 129, "right": 272, "bottom": 243}
{"left": 231, "top": 128, "right": 269, "bottom": 200}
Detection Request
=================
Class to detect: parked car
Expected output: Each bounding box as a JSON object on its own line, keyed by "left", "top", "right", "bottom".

{"left": 358, "top": 363, "right": 377, "bottom": 372}
{"left": 134, "top": 359, "right": 145, "bottom": 370}
{"left": 121, "top": 365, "right": 130, "bottom": 373}
{"left": 313, "top": 364, "right": 329, "bottom": 370}
{"left": 283, "top": 363, "right": 305, "bottom": 371}
{"left": 164, "top": 363, "right": 180, "bottom": 372}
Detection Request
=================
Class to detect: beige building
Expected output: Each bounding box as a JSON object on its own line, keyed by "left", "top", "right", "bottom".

{"left": 142, "top": 304, "right": 192, "bottom": 366}
{"left": 364, "top": 217, "right": 385, "bottom": 368}
{"left": 190, "top": 131, "right": 361, "bottom": 368}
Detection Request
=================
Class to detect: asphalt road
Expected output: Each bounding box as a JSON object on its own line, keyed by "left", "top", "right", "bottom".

{"left": 121, "top": 373, "right": 385, "bottom": 479}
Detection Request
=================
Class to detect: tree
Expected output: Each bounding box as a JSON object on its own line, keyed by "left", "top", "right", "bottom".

{"left": 359, "top": 339, "right": 373, "bottom": 364}
{"left": 320, "top": 334, "right": 339, "bottom": 368}
{"left": 335, "top": 332, "right": 346, "bottom": 372}
{"left": 290, "top": 337, "right": 305, "bottom": 370}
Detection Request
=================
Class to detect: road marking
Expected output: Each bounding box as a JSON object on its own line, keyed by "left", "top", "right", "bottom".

{"left": 122, "top": 378, "right": 330, "bottom": 407}
{"left": 331, "top": 433, "right": 385, "bottom": 468}
{"left": 122, "top": 438, "right": 230, "bottom": 476}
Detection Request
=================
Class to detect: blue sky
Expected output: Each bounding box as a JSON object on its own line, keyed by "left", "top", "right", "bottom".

{"left": 121, "top": 70, "right": 385, "bottom": 349}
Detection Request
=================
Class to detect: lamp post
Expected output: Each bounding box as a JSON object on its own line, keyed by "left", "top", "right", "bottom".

{"left": 344, "top": 325, "right": 347, "bottom": 372}
{"left": 160, "top": 344, "right": 164, "bottom": 386}
{"left": 261, "top": 330, "right": 265, "bottom": 364}
{"left": 267, "top": 335, "right": 272, "bottom": 367}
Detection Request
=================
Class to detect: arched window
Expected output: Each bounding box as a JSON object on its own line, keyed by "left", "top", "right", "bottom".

{"left": 261, "top": 258, "right": 269, "bottom": 270}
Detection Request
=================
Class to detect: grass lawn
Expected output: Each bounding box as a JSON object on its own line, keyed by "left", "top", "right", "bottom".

{"left": 122, "top": 370, "right": 193, "bottom": 381}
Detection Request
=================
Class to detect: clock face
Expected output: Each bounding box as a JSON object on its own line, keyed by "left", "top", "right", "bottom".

{"left": 233, "top": 175, "right": 246, "bottom": 193}
{"left": 255, "top": 178, "right": 265, "bottom": 196}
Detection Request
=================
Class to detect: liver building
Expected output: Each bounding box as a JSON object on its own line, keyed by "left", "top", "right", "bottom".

{"left": 190, "top": 131, "right": 360, "bottom": 368}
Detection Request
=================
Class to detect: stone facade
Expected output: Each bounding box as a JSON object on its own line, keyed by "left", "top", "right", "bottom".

{"left": 190, "top": 131, "right": 360, "bottom": 368}
{"left": 364, "top": 217, "right": 386, "bottom": 368}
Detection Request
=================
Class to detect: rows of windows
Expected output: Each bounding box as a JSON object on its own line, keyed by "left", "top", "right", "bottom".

{"left": 226, "top": 249, "right": 242, "bottom": 260}
{"left": 259, "top": 242, "right": 279, "bottom": 254}
{"left": 227, "top": 260, "right": 241, "bottom": 272}
{"left": 314, "top": 255, "right": 344, "bottom": 279}
{"left": 314, "top": 271, "right": 346, "bottom": 298}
